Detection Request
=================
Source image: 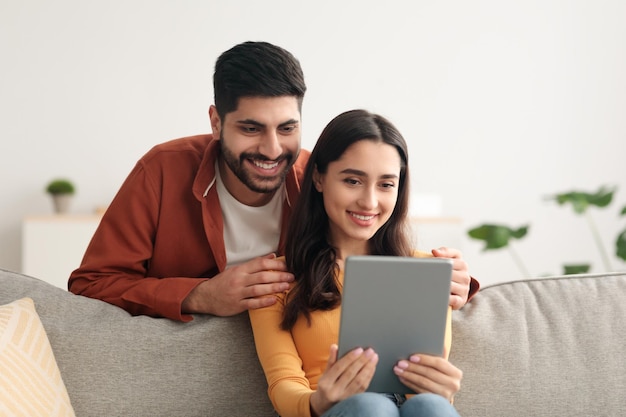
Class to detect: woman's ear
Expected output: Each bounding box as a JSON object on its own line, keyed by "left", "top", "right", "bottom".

{"left": 312, "top": 166, "right": 323, "bottom": 192}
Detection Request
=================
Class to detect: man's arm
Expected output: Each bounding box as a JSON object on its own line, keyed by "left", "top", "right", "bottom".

{"left": 70, "top": 161, "right": 295, "bottom": 321}
{"left": 68, "top": 162, "right": 207, "bottom": 321}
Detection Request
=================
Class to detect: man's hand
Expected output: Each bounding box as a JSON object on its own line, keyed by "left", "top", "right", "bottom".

{"left": 181, "top": 253, "right": 294, "bottom": 316}
{"left": 432, "top": 247, "right": 471, "bottom": 310}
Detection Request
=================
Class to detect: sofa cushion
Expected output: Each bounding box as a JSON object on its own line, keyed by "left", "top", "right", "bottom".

{"left": 5, "top": 267, "right": 626, "bottom": 417}
{"left": 0, "top": 269, "right": 275, "bottom": 417}
{"left": 450, "top": 272, "right": 626, "bottom": 417}
{"left": 0, "top": 297, "right": 75, "bottom": 417}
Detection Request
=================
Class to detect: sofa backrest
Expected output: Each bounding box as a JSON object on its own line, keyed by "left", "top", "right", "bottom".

{"left": 450, "top": 272, "right": 626, "bottom": 417}
{"left": 4, "top": 269, "right": 626, "bottom": 417}
{"left": 0, "top": 269, "right": 276, "bottom": 417}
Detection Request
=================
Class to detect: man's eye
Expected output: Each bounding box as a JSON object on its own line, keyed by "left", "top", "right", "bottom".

{"left": 280, "top": 125, "right": 297, "bottom": 133}
{"left": 242, "top": 126, "right": 259, "bottom": 133}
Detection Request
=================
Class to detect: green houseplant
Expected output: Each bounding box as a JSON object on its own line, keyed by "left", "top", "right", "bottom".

{"left": 467, "top": 223, "right": 531, "bottom": 277}
{"left": 46, "top": 179, "right": 75, "bottom": 195}
{"left": 547, "top": 185, "right": 616, "bottom": 273}
{"left": 45, "top": 178, "right": 76, "bottom": 214}
{"left": 467, "top": 185, "right": 626, "bottom": 277}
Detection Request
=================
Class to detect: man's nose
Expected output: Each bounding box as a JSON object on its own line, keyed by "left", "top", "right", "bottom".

{"left": 258, "top": 131, "right": 282, "bottom": 160}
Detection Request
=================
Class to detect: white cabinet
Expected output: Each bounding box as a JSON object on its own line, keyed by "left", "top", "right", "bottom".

{"left": 22, "top": 215, "right": 102, "bottom": 290}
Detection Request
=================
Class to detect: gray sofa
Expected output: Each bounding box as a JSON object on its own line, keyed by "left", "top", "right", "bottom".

{"left": 1, "top": 268, "right": 625, "bottom": 417}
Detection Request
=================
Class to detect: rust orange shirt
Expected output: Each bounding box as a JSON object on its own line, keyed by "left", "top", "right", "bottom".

{"left": 68, "top": 134, "right": 310, "bottom": 321}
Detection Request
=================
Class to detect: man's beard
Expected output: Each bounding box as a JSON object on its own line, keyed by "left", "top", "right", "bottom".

{"left": 219, "top": 134, "right": 296, "bottom": 194}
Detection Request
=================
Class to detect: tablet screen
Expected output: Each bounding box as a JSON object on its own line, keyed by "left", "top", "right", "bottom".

{"left": 337, "top": 256, "right": 452, "bottom": 394}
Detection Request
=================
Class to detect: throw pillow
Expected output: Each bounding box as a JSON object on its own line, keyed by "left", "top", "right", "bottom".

{"left": 0, "top": 297, "right": 75, "bottom": 417}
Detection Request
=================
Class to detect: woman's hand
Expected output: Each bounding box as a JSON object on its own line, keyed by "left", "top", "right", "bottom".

{"left": 310, "top": 344, "right": 378, "bottom": 417}
{"left": 393, "top": 354, "right": 462, "bottom": 402}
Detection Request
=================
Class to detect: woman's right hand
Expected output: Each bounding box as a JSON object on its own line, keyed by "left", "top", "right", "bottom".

{"left": 309, "top": 344, "right": 378, "bottom": 417}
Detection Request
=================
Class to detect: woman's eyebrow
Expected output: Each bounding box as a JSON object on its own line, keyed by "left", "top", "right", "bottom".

{"left": 339, "top": 168, "right": 398, "bottom": 180}
{"left": 339, "top": 168, "right": 367, "bottom": 176}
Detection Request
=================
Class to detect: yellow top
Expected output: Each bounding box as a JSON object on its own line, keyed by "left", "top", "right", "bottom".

{"left": 248, "top": 251, "right": 452, "bottom": 417}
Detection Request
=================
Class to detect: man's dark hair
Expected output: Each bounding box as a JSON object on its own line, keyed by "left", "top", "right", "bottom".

{"left": 213, "top": 41, "right": 306, "bottom": 119}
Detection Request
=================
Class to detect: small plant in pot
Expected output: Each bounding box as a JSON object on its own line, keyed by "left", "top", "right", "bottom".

{"left": 45, "top": 178, "right": 76, "bottom": 214}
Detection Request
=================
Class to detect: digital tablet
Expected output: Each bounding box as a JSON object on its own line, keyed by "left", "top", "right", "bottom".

{"left": 337, "top": 256, "right": 453, "bottom": 394}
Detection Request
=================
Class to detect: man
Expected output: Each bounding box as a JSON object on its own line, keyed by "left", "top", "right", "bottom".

{"left": 69, "top": 41, "right": 478, "bottom": 322}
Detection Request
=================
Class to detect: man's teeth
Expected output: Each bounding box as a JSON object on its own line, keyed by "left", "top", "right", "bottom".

{"left": 254, "top": 160, "right": 279, "bottom": 169}
{"left": 351, "top": 213, "right": 374, "bottom": 221}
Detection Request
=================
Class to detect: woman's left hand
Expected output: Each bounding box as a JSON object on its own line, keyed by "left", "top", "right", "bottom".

{"left": 432, "top": 247, "right": 470, "bottom": 310}
{"left": 393, "top": 354, "right": 462, "bottom": 402}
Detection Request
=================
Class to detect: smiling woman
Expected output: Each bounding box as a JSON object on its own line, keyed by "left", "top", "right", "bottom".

{"left": 312, "top": 140, "right": 402, "bottom": 253}
{"left": 249, "top": 109, "right": 471, "bottom": 417}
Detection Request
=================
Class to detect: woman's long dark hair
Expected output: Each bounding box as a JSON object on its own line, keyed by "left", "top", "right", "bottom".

{"left": 281, "top": 109, "right": 412, "bottom": 330}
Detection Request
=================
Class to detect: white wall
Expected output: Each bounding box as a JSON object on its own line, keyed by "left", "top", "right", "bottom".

{"left": 2, "top": 0, "right": 625, "bottom": 287}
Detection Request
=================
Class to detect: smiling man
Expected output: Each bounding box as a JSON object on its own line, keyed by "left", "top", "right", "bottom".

{"left": 69, "top": 42, "right": 308, "bottom": 321}
{"left": 68, "top": 41, "right": 478, "bottom": 322}
{"left": 214, "top": 96, "right": 301, "bottom": 204}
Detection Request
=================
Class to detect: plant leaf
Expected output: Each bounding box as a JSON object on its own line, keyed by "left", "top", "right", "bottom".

{"left": 563, "top": 264, "right": 591, "bottom": 275}
{"left": 467, "top": 224, "right": 529, "bottom": 251}
{"left": 620, "top": 205, "right": 626, "bottom": 216}
{"left": 549, "top": 185, "right": 615, "bottom": 214}
{"left": 588, "top": 186, "right": 614, "bottom": 208}
{"left": 511, "top": 226, "right": 529, "bottom": 239}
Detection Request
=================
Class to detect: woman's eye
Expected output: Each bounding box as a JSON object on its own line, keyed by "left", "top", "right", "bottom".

{"left": 344, "top": 178, "right": 360, "bottom": 185}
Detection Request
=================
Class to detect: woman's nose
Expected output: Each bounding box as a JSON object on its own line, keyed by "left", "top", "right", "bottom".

{"left": 357, "top": 187, "right": 377, "bottom": 209}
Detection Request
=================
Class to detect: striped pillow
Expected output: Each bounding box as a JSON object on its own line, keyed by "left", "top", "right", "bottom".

{"left": 0, "top": 297, "right": 75, "bottom": 417}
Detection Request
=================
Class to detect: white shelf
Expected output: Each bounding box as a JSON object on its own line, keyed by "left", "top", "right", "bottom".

{"left": 22, "top": 214, "right": 102, "bottom": 290}
{"left": 410, "top": 217, "right": 463, "bottom": 252}
{"left": 20, "top": 215, "right": 462, "bottom": 290}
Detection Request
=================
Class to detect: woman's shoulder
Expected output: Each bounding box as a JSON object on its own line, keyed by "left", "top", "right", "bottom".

{"left": 411, "top": 249, "right": 433, "bottom": 258}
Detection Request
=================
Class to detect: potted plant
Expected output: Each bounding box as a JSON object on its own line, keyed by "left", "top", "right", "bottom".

{"left": 467, "top": 185, "right": 626, "bottom": 277}
{"left": 45, "top": 178, "right": 75, "bottom": 214}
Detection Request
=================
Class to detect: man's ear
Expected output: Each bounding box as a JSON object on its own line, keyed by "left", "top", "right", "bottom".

{"left": 208, "top": 105, "right": 221, "bottom": 139}
{"left": 312, "top": 166, "right": 323, "bottom": 192}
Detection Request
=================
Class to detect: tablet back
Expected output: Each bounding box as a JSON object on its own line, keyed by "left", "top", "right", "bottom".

{"left": 337, "top": 256, "right": 452, "bottom": 394}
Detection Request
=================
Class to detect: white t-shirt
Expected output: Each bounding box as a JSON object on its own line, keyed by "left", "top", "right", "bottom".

{"left": 215, "top": 163, "right": 284, "bottom": 267}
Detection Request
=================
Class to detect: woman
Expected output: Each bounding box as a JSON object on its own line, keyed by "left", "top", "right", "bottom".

{"left": 249, "top": 109, "right": 462, "bottom": 417}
